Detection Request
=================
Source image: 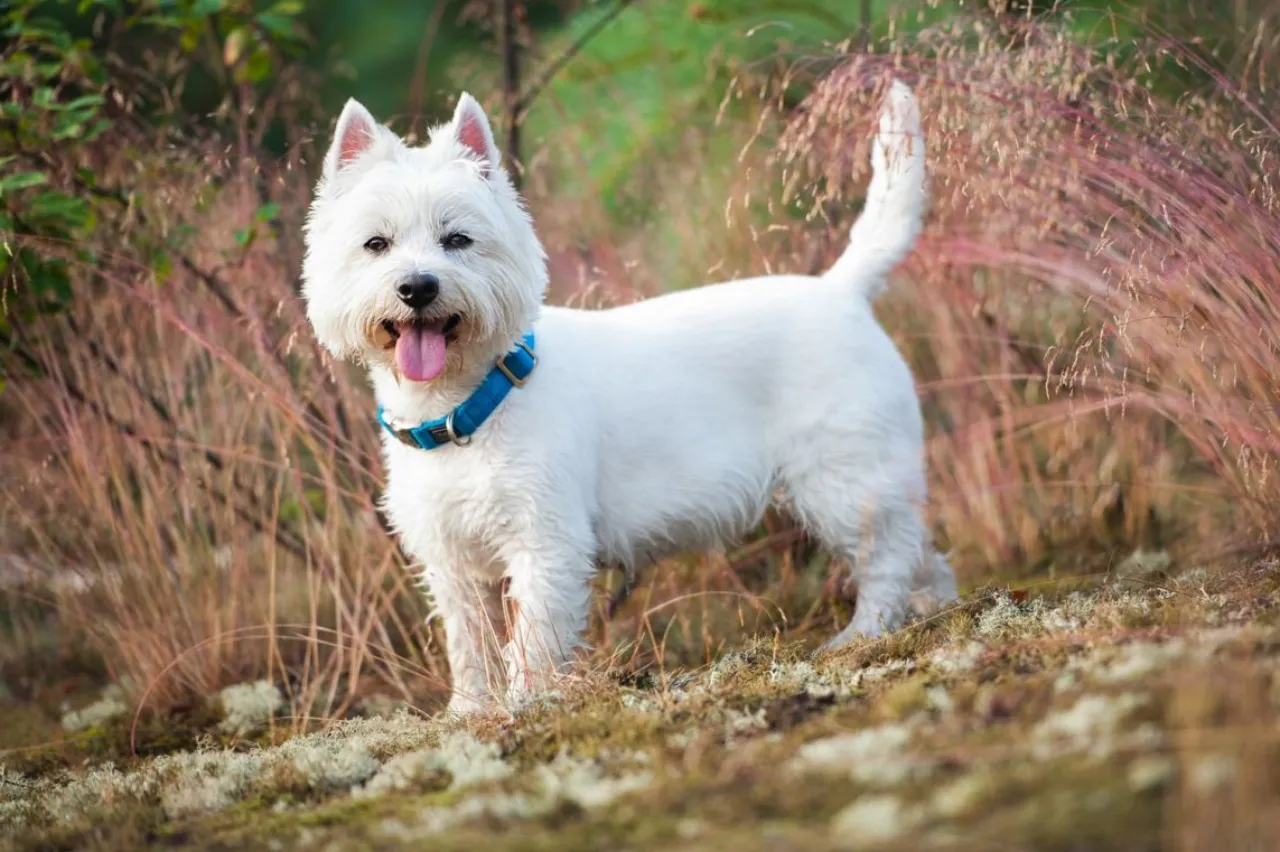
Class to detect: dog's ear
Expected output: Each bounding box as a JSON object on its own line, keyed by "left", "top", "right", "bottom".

{"left": 325, "top": 99, "right": 381, "bottom": 177}
{"left": 450, "top": 92, "right": 502, "bottom": 176}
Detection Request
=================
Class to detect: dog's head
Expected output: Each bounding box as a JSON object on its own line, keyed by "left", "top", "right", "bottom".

{"left": 302, "top": 94, "right": 546, "bottom": 383}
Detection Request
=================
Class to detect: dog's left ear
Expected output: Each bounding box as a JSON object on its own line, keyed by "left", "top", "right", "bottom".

{"left": 450, "top": 93, "right": 502, "bottom": 177}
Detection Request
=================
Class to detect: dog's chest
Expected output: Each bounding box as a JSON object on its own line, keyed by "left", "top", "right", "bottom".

{"left": 381, "top": 440, "right": 529, "bottom": 578}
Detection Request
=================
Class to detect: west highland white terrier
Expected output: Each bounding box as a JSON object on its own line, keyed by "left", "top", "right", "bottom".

{"left": 301, "top": 80, "right": 957, "bottom": 715}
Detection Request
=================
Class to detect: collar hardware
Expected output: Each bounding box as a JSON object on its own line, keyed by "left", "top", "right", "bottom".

{"left": 377, "top": 332, "right": 536, "bottom": 451}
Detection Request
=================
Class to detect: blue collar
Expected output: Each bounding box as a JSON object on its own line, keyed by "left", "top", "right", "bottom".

{"left": 377, "top": 332, "right": 536, "bottom": 450}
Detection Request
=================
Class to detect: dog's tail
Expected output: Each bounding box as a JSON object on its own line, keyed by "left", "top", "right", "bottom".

{"left": 823, "top": 79, "right": 926, "bottom": 301}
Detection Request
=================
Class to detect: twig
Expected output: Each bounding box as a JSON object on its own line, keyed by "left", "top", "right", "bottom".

{"left": 408, "top": 1, "right": 451, "bottom": 123}
{"left": 606, "top": 569, "right": 635, "bottom": 618}
{"left": 512, "top": 0, "right": 637, "bottom": 117}
{"left": 501, "top": 0, "right": 523, "bottom": 184}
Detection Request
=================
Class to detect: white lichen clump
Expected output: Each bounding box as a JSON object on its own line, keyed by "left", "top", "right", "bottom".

{"left": 217, "top": 680, "right": 285, "bottom": 735}
{"left": 926, "top": 641, "right": 985, "bottom": 675}
{"left": 358, "top": 732, "right": 512, "bottom": 797}
{"left": 375, "top": 752, "right": 653, "bottom": 837}
{"left": 156, "top": 751, "right": 266, "bottom": 818}
{"left": 0, "top": 714, "right": 441, "bottom": 830}
{"left": 284, "top": 735, "right": 380, "bottom": 793}
{"left": 1058, "top": 626, "right": 1243, "bottom": 690}
{"left": 534, "top": 752, "right": 653, "bottom": 809}
{"left": 1189, "top": 754, "right": 1239, "bottom": 792}
{"left": 324, "top": 711, "right": 439, "bottom": 757}
{"left": 723, "top": 707, "right": 770, "bottom": 739}
{"left": 830, "top": 794, "right": 923, "bottom": 849}
{"left": 789, "top": 722, "right": 928, "bottom": 787}
{"left": 1089, "top": 640, "right": 1188, "bottom": 684}
{"left": 929, "top": 774, "right": 989, "bottom": 818}
{"left": 1032, "top": 693, "right": 1156, "bottom": 760}
{"left": 60, "top": 683, "right": 130, "bottom": 733}
{"left": 975, "top": 590, "right": 1164, "bottom": 641}
{"left": 977, "top": 591, "right": 1090, "bottom": 638}
{"left": 768, "top": 658, "right": 913, "bottom": 699}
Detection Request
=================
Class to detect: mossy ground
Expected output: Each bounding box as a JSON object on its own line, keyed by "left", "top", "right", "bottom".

{"left": 4, "top": 561, "right": 1280, "bottom": 851}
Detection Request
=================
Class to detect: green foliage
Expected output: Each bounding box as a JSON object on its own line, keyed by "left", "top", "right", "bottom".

{"left": 0, "top": 0, "right": 309, "bottom": 374}
{"left": 0, "top": 0, "right": 110, "bottom": 332}
{"left": 522, "top": 0, "right": 863, "bottom": 215}
{"left": 517, "top": 0, "right": 962, "bottom": 223}
{"left": 144, "top": 0, "right": 309, "bottom": 85}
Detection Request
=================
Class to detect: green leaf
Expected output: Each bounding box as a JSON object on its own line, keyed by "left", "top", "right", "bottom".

{"left": 192, "top": 0, "right": 225, "bottom": 15}
{"left": 241, "top": 46, "right": 272, "bottom": 83}
{"left": 255, "top": 202, "right": 280, "bottom": 222}
{"left": 51, "top": 113, "right": 89, "bottom": 140}
{"left": 61, "top": 93, "right": 105, "bottom": 111}
{"left": 0, "top": 171, "right": 48, "bottom": 195}
{"left": 84, "top": 117, "right": 112, "bottom": 140}
{"left": 77, "top": 0, "right": 123, "bottom": 14}
{"left": 27, "top": 192, "right": 91, "bottom": 229}
{"left": 233, "top": 226, "right": 254, "bottom": 248}
{"left": 256, "top": 12, "right": 298, "bottom": 40}
{"left": 152, "top": 251, "right": 173, "bottom": 283}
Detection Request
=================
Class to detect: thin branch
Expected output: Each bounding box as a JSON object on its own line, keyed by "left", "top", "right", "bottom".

{"left": 408, "top": 0, "right": 452, "bottom": 123}
{"left": 512, "top": 0, "right": 636, "bottom": 117}
{"left": 501, "top": 0, "right": 523, "bottom": 185}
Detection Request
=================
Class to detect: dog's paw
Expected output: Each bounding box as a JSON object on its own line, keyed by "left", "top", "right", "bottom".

{"left": 816, "top": 625, "right": 879, "bottom": 656}
{"left": 908, "top": 588, "right": 958, "bottom": 619}
{"left": 817, "top": 610, "right": 898, "bottom": 655}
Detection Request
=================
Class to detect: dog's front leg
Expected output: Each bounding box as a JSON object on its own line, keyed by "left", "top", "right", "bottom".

{"left": 500, "top": 547, "right": 594, "bottom": 706}
{"left": 423, "top": 565, "right": 508, "bottom": 716}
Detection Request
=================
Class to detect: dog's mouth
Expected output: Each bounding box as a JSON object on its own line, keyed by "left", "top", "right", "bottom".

{"left": 377, "top": 314, "right": 462, "bottom": 383}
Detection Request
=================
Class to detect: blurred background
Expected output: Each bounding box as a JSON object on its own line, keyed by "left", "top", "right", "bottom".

{"left": 1, "top": 0, "right": 1278, "bottom": 731}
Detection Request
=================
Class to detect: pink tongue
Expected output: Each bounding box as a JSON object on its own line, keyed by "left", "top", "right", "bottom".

{"left": 395, "top": 325, "right": 448, "bottom": 382}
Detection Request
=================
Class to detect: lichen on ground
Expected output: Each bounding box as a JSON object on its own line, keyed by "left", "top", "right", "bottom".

{"left": 3, "top": 562, "right": 1280, "bottom": 851}
{"left": 216, "top": 680, "right": 286, "bottom": 736}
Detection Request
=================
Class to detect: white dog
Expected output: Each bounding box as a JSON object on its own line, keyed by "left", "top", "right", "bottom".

{"left": 302, "top": 80, "right": 957, "bottom": 714}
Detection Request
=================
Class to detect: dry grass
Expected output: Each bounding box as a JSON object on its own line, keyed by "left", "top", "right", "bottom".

{"left": 760, "top": 16, "right": 1279, "bottom": 572}
{"left": 1, "top": 124, "right": 447, "bottom": 721}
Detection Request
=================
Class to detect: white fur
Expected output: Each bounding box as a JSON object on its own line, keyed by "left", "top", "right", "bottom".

{"left": 301, "top": 83, "right": 957, "bottom": 715}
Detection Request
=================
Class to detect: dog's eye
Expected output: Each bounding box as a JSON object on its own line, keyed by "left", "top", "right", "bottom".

{"left": 363, "top": 236, "right": 390, "bottom": 254}
{"left": 441, "top": 232, "right": 473, "bottom": 251}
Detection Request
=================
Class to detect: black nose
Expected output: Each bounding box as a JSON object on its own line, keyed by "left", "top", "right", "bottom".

{"left": 396, "top": 273, "right": 439, "bottom": 310}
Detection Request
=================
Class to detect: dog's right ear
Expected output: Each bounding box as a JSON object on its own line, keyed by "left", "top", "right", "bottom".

{"left": 324, "top": 99, "right": 381, "bottom": 177}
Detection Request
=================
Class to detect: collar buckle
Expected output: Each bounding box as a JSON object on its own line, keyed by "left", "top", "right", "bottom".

{"left": 495, "top": 338, "right": 536, "bottom": 388}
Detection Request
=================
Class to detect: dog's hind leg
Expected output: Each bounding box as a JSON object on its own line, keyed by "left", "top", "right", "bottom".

{"left": 786, "top": 466, "right": 926, "bottom": 649}
{"left": 824, "top": 507, "right": 924, "bottom": 649}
